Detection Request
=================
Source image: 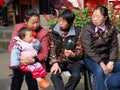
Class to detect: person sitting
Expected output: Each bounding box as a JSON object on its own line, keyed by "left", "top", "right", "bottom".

{"left": 81, "top": 6, "right": 120, "bottom": 90}
{"left": 48, "top": 9, "right": 84, "bottom": 90}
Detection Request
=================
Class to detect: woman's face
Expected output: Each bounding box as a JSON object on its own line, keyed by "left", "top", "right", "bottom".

{"left": 92, "top": 9, "right": 107, "bottom": 26}
{"left": 58, "top": 17, "right": 70, "bottom": 30}
{"left": 25, "top": 16, "right": 40, "bottom": 30}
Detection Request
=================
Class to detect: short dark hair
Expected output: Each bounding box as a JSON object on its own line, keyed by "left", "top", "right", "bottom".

{"left": 18, "top": 27, "right": 31, "bottom": 39}
{"left": 24, "top": 9, "right": 40, "bottom": 22}
{"left": 58, "top": 9, "right": 75, "bottom": 24}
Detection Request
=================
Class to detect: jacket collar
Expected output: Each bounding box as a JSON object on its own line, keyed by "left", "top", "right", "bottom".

{"left": 53, "top": 24, "right": 76, "bottom": 37}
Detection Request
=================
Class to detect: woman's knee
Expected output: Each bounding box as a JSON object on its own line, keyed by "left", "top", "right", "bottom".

{"left": 51, "top": 73, "right": 61, "bottom": 81}
{"left": 71, "top": 73, "right": 81, "bottom": 82}
{"left": 107, "top": 79, "right": 120, "bottom": 89}
{"left": 107, "top": 73, "right": 120, "bottom": 89}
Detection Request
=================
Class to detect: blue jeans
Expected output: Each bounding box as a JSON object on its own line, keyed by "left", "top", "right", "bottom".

{"left": 85, "top": 58, "right": 120, "bottom": 90}
{"left": 107, "top": 61, "right": 120, "bottom": 90}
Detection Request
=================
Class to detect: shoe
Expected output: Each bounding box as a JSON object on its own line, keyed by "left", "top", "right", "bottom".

{"left": 38, "top": 77, "right": 50, "bottom": 88}
{"left": 63, "top": 71, "right": 71, "bottom": 77}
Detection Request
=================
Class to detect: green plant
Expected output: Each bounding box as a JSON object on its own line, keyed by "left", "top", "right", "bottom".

{"left": 73, "top": 7, "right": 90, "bottom": 29}
{"left": 108, "top": 9, "right": 120, "bottom": 33}
{"left": 47, "top": 18, "right": 57, "bottom": 29}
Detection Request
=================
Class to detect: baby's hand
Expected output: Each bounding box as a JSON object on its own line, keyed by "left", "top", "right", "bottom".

{"left": 32, "top": 38, "right": 37, "bottom": 43}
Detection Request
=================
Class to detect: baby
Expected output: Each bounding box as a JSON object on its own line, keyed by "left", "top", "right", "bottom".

{"left": 10, "top": 27, "right": 50, "bottom": 88}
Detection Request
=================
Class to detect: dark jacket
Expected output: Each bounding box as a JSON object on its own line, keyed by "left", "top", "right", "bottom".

{"left": 81, "top": 22, "right": 119, "bottom": 62}
{"left": 49, "top": 24, "right": 84, "bottom": 64}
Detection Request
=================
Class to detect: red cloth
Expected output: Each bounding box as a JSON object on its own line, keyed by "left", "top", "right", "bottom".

{"left": 20, "top": 63, "right": 47, "bottom": 79}
{"left": 0, "top": 0, "right": 4, "bottom": 6}
{"left": 32, "top": 30, "right": 37, "bottom": 38}
{"left": 84, "top": 0, "right": 108, "bottom": 9}
{"left": 8, "top": 23, "right": 49, "bottom": 69}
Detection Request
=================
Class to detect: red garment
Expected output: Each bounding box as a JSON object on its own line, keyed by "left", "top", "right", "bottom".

{"left": 8, "top": 23, "right": 49, "bottom": 69}
{"left": 32, "top": 30, "right": 37, "bottom": 38}
{"left": 20, "top": 63, "right": 47, "bottom": 78}
{"left": 0, "top": 0, "right": 4, "bottom": 6}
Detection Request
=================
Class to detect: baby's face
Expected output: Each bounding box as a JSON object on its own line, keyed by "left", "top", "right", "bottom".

{"left": 23, "top": 31, "right": 33, "bottom": 43}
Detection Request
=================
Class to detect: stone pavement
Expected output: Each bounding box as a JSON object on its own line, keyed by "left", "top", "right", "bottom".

{"left": 0, "top": 50, "right": 85, "bottom": 90}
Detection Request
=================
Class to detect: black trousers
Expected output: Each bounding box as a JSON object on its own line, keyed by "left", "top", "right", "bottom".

{"left": 10, "top": 69, "right": 38, "bottom": 90}
{"left": 51, "top": 60, "right": 83, "bottom": 90}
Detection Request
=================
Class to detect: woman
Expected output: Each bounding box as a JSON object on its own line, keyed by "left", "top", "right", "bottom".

{"left": 49, "top": 9, "right": 84, "bottom": 90}
{"left": 81, "top": 6, "right": 120, "bottom": 90}
{"left": 8, "top": 9, "right": 49, "bottom": 90}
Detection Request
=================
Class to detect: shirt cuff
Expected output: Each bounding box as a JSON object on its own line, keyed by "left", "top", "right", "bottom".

{"left": 33, "top": 56, "right": 39, "bottom": 62}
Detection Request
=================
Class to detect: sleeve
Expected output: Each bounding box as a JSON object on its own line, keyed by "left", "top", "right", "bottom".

{"left": 109, "top": 26, "right": 119, "bottom": 60}
{"left": 74, "top": 34, "right": 84, "bottom": 59}
{"left": 36, "top": 29, "right": 49, "bottom": 62}
{"left": 48, "top": 31, "right": 58, "bottom": 64}
{"left": 10, "top": 45, "right": 21, "bottom": 67}
{"left": 32, "top": 39, "right": 41, "bottom": 51}
{"left": 81, "top": 25, "right": 102, "bottom": 62}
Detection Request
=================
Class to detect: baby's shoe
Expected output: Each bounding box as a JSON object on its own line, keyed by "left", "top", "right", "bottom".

{"left": 38, "top": 77, "right": 50, "bottom": 88}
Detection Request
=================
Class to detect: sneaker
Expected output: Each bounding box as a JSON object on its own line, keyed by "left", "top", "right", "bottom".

{"left": 63, "top": 71, "right": 71, "bottom": 77}
{"left": 38, "top": 77, "right": 50, "bottom": 88}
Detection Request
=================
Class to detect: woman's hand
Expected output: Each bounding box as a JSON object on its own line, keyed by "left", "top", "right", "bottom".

{"left": 99, "top": 61, "right": 109, "bottom": 75}
{"left": 64, "top": 49, "right": 75, "bottom": 58}
{"left": 107, "top": 61, "right": 114, "bottom": 72}
{"left": 20, "top": 56, "right": 35, "bottom": 65}
{"left": 50, "top": 63, "right": 61, "bottom": 74}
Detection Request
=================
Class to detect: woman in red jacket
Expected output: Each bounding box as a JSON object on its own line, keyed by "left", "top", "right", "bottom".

{"left": 8, "top": 9, "right": 49, "bottom": 90}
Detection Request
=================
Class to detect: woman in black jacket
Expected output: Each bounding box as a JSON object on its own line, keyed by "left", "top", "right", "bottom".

{"left": 49, "top": 9, "right": 84, "bottom": 90}
{"left": 81, "top": 6, "right": 120, "bottom": 90}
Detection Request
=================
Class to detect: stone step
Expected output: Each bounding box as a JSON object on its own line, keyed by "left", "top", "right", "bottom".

{"left": 0, "top": 30, "right": 12, "bottom": 39}
{"left": 0, "top": 39, "right": 10, "bottom": 50}
{"left": 0, "top": 26, "right": 13, "bottom": 50}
